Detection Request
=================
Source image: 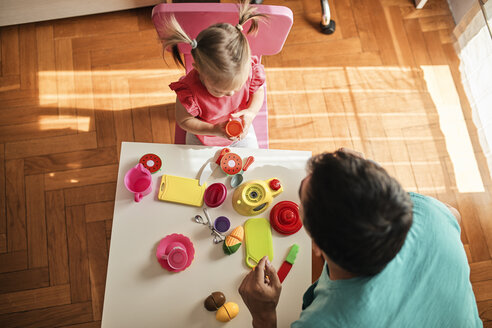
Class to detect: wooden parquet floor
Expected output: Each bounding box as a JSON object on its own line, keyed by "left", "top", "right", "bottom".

{"left": 0, "top": 0, "right": 491, "bottom": 326}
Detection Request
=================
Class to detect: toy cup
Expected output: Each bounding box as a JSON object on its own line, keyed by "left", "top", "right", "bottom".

{"left": 214, "top": 216, "right": 231, "bottom": 233}
{"left": 156, "top": 234, "right": 194, "bottom": 272}
{"left": 161, "top": 243, "right": 188, "bottom": 270}
{"left": 225, "top": 119, "right": 243, "bottom": 137}
{"left": 124, "top": 163, "right": 152, "bottom": 202}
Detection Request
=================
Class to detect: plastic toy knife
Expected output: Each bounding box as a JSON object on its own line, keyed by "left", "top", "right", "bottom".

{"left": 277, "top": 244, "right": 299, "bottom": 283}
{"left": 199, "top": 148, "right": 230, "bottom": 186}
{"left": 199, "top": 161, "right": 215, "bottom": 186}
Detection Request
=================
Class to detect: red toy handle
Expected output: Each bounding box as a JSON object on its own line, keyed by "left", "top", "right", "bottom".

{"left": 215, "top": 148, "right": 231, "bottom": 165}
{"left": 277, "top": 262, "right": 292, "bottom": 283}
{"left": 242, "top": 156, "right": 255, "bottom": 172}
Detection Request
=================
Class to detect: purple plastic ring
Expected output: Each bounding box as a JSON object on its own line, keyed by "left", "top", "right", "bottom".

{"left": 214, "top": 216, "right": 230, "bottom": 233}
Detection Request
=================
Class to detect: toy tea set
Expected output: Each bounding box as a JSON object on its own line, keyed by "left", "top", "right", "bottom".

{"left": 123, "top": 148, "right": 303, "bottom": 323}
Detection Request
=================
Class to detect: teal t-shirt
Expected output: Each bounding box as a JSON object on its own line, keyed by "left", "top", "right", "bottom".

{"left": 292, "top": 193, "right": 482, "bottom": 327}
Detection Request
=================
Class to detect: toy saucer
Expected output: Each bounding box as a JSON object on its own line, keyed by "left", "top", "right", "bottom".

{"left": 270, "top": 201, "right": 302, "bottom": 235}
{"left": 156, "top": 233, "right": 195, "bottom": 272}
{"left": 139, "top": 153, "right": 162, "bottom": 174}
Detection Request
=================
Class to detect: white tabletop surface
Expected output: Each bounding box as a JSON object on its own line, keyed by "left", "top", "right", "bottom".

{"left": 102, "top": 142, "right": 312, "bottom": 328}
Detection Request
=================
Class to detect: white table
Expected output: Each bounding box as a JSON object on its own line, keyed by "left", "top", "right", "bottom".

{"left": 102, "top": 142, "right": 312, "bottom": 327}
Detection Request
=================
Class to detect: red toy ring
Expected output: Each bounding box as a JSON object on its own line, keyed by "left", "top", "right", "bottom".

{"left": 270, "top": 201, "right": 302, "bottom": 235}
{"left": 139, "top": 153, "right": 162, "bottom": 174}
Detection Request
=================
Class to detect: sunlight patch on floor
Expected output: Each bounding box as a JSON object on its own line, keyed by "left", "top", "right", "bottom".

{"left": 38, "top": 69, "right": 182, "bottom": 108}
{"left": 421, "top": 65, "right": 484, "bottom": 193}
{"left": 38, "top": 115, "right": 90, "bottom": 132}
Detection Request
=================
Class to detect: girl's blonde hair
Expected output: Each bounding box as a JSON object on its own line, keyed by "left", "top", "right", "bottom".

{"left": 160, "top": 0, "right": 267, "bottom": 88}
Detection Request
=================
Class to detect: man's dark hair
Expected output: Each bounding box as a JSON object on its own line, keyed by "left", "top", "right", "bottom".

{"left": 302, "top": 150, "right": 413, "bottom": 276}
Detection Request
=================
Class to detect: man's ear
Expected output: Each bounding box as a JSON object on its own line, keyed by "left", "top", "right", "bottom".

{"left": 312, "top": 240, "right": 331, "bottom": 263}
{"left": 312, "top": 240, "right": 323, "bottom": 258}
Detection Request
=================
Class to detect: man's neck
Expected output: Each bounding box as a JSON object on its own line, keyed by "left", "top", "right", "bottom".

{"left": 325, "top": 257, "right": 357, "bottom": 280}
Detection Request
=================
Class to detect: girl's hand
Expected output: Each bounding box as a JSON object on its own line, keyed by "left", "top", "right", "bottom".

{"left": 212, "top": 121, "right": 238, "bottom": 141}
{"left": 230, "top": 109, "right": 256, "bottom": 140}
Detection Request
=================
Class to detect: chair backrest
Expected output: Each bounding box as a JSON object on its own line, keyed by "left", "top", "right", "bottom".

{"left": 152, "top": 3, "right": 293, "bottom": 72}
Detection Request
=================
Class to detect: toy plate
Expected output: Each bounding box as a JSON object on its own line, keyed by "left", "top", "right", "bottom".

{"left": 156, "top": 233, "right": 195, "bottom": 272}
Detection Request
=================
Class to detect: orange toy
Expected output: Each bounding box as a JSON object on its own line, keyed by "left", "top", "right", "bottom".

{"left": 225, "top": 120, "right": 243, "bottom": 137}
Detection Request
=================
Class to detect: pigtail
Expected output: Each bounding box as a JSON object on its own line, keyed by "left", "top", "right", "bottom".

{"left": 160, "top": 15, "right": 194, "bottom": 68}
{"left": 237, "top": 0, "right": 268, "bottom": 35}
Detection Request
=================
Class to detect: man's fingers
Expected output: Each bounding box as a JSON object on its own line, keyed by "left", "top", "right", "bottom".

{"left": 254, "top": 256, "right": 268, "bottom": 282}
{"left": 264, "top": 259, "right": 281, "bottom": 287}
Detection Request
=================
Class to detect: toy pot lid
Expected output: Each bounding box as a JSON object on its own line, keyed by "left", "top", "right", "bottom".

{"left": 204, "top": 183, "right": 227, "bottom": 208}
{"left": 270, "top": 201, "right": 302, "bottom": 235}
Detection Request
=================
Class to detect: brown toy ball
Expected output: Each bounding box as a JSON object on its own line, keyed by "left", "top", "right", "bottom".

{"left": 204, "top": 291, "right": 226, "bottom": 311}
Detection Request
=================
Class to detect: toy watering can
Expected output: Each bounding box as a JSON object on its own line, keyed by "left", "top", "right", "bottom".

{"left": 232, "top": 178, "right": 283, "bottom": 216}
{"left": 124, "top": 163, "right": 152, "bottom": 202}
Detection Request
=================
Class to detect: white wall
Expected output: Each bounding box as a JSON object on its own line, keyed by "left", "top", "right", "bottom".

{"left": 0, "top": 0, "right": 161, "bottom": 27}
{"left": 447, "top": 0, "right": 476, "bottom": 24}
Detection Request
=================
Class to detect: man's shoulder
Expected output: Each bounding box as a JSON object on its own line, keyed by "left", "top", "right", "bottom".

{"left": 408, "top": 192, "right": 460, "bottom": 232}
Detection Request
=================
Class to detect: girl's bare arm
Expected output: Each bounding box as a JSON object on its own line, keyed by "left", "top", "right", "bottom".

{"left": 230, "top": 86, "right": 265, "bottom": 139}
{"left": 175, "top": 97, "right": 231, "bottom": 139}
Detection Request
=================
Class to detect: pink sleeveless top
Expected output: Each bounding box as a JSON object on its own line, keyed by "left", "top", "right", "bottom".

{"left": 169, "top": 56, "right": 266, "bottom": 146}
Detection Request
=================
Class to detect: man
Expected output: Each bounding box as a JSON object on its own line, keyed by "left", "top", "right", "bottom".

{"left": 239, "top": 149, "right": 482, "bottom": 327}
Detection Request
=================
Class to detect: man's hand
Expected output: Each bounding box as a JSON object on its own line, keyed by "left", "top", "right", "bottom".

{"left": 238, "top": 256, "right": 282, "bottom": 328}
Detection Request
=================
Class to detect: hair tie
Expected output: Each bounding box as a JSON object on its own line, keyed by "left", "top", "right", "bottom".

{"left": 190, "top": 39, "right": 198, "bottom": 49}
{"left": 236, "top": 24, "right": 243, "bottom": 31}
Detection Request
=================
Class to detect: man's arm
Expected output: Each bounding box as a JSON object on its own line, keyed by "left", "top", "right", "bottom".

{"left": 443, "top": 203, "right": 462, "bottom": 226}
{"left": 238, "top": 256, "right": 282, "bottom": 328}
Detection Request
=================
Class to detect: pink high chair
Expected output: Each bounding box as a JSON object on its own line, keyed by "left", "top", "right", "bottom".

{"left": 151, "top": 3, "right": 293, "bottom": 148}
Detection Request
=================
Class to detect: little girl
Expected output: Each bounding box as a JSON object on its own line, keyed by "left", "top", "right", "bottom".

{"left": 161, "top": 0, "right": 267, "bottom": 147}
